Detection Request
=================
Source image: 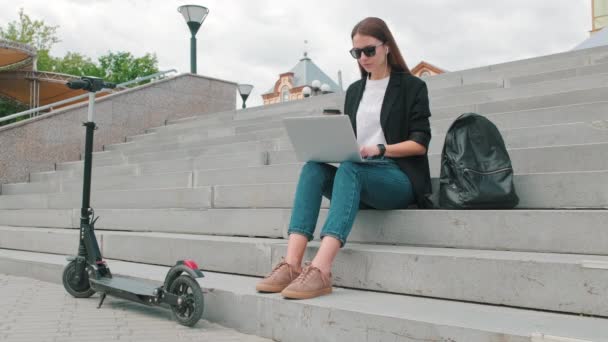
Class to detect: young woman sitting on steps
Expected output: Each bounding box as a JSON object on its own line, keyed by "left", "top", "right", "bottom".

{"left": 256, "top": 17, "right": 433, "bottom": 300}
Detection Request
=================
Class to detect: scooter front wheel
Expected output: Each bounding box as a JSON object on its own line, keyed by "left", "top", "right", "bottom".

{"left": 62, "top": 260, "right": 96, "bottom": 298}
{"left": 169, "top": 275, "right": 204, "bottom": 327}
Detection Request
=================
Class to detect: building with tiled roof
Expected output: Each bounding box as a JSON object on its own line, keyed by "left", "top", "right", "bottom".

{"left": 411, "top": 61, "right": 446, "bottom": 78}
{"left": 262, "top": 52, "right": 341, "bottom": 105}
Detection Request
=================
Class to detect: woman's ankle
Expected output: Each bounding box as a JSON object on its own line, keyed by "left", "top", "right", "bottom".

{"left": 310, "top": 261, "right": 332, "bottom": 277}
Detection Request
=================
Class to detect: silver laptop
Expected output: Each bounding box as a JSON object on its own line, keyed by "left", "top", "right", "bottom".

{"left": 283, "top": 115, "right": 388, "bottom": 163}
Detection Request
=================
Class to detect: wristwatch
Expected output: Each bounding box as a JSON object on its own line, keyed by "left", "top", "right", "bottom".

{"left": 377, "top": 144, "right": 386, "bottom": 157}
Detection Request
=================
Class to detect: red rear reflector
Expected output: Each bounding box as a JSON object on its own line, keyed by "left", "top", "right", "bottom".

{"left": 183, "top": 260, "right": 199, "bottom": 270}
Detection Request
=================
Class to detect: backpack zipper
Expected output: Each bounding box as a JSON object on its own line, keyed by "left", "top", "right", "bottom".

{"left": 463, "top": 167, "right": 512, "bottom": 175}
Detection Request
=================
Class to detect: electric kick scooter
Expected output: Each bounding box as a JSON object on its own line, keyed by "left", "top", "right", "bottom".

{"left": 61, "top": 76, "right": 205, "bottom": 327}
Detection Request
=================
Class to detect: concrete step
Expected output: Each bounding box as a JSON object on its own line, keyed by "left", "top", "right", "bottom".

{"left": 155, "top": 94, "right": 340, "bottom": 134}
{"left": 145, "top": 110, "right": 314, "bottom": 140}
{"left": 431, "top": 100, "right": 608, "bottom": 133}
{"left": 426, "top": 45, "right": 608, "bottom": 88}
{"left": 429, "top": 143, "right": 608, "bottom": 176}
{"left": 5, "top": 162, "right": 608, "bottom": 208}
{"left": 118, "top": 117, "right": 608, "bottom": 164}
{"left": 130, "top": 118, "right": 286, "bottom": 145}
{"left": 30, "top": 164, "right": 139, "bottom": 183}
{"left": 430, "top": 69, "right": 608, "bottom": 108}
{"left": 138, "top": 151, "right": 268, "bottom": 175}
{"left": 0, "top": 208, "right": 606, "bottom": 255}
{"left": 90, "top": 120, "right": 608, "bottom": 166}
{"left": 8, "top": 164, "right": 301, "bottom": 195}
{"left": 210, "top": 168, "right": 608, "bottom": 209}
{"left": 428, "top": 82, "right": 503, "bottom": 98}
{"left": 125, "top": 138, "right": 291, "bottom": 165}
{"left": 130, "top": 119, "right": 292, "bottom": 150}
{"left": 0, "top": 208, "right": 286, "bottom": 237}
{"left": 0, "top": 187, "right": 211, "bottom": 209}
{"left": 201, "top": 164, "right": 604, "bottom": 209}
{"left": 106, "top": 230, "right": 608, "bottom": 316}
{"left": 287, "top": 243, "right": 608, "bottom": 317}
{"left": 428, "top": 59, "right": 608, "bottom": 98}
{"left": 2, "top": 227, "right": 608, "bottom": 316}
{"left": 2, "top": 249, "right": 606, "bottom": 342}
{"left": 49, "top": 101, "right": 607, "bottom": 180}
{"left": 38, "top": 141, "right": 607, "bottom": 185}
{"left": 105, "top": 128, "right": 286, "bottom": 155}
{"left": 139, "top": 97, "right": 608, "bottom": 153}
{"left": 54, "top": 152, "right": 127, "bottom": 171}
{"left": 121, "top": 111, "right": 607, "bottom": 158}
{"left": 234, "top": 94, "right": 343, "bottom": 121}
{"left": 432, "top": 86, "right": 608, "bottom": 119}
{"left": 507, "top": 59, "right": 608, "bottom": 87}
{"left": 1, "top": 171, "right": 195, "bottom": 195}
{"left": 164, "top": 108, "right": 236, "bottom": 126}
{"left": 53, "top": 150, "right": 268, "bottom": 175}
{"left": 428, "top": 121, "right": 608, "bottom": 155}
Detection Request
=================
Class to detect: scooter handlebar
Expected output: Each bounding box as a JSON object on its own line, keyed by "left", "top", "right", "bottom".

{"left": 66, "top": 79, "right": 89, "bottom": 90}
{"left": 66, "top": 78, "right": 116, "bottom": 92}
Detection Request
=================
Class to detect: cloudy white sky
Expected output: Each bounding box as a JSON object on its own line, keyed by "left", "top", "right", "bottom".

{"left": 0, "top": 0, "right": 593, "bottom": 107}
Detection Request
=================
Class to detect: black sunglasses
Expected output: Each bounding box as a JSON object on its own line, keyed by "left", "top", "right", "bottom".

{"left": 349, "top": 42, "right": 384, "bottom": 59}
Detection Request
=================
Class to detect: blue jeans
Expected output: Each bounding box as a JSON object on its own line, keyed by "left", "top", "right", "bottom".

{"left": 287, "top": 159, "right": 415, "bottom": 247}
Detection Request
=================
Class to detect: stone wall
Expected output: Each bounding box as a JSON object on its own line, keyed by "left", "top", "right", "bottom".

{"left": 0, "top": 73, "right": 236, "bottom": 186}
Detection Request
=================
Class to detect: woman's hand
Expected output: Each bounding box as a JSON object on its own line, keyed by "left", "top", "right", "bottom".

{"left": 359, "top": 145, "right": 381, "bottom": 158}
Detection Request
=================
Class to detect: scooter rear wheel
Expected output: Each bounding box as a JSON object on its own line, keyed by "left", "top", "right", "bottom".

{"left": 169, "top": 275, "right": 204, "bottom": 327}
{"left": 62, "top": 261, "right": 96, "bottom": 298}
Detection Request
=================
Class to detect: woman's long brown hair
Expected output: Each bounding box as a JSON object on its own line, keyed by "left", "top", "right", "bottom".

{"left": 351, "top": 17, "right": 411, "bottom": 78}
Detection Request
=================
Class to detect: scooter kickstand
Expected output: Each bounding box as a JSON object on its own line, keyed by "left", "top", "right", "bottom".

{"left": 97, "top": 293, "right": 106, "bottom": 309}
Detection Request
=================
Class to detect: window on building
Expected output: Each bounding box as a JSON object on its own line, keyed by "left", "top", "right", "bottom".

{"left": 281, "top": 86, "right": 290, "bottom": 102}
{"left": 420, "top": 71, "right": 431, "bottom": 77}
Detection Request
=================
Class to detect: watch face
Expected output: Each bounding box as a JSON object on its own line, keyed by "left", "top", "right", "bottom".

{"left": 377, "top": 144, "right": 386, "bottom": 156}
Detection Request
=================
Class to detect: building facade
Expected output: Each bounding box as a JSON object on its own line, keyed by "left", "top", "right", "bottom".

{"left": 410, "top": 61, "right": 446, "bottom": 78}
{"left": 593, "top": 0, "right": 608, "bottom": 34}
{"left": 262, "top": 53, "right": 340, "bottom": 105}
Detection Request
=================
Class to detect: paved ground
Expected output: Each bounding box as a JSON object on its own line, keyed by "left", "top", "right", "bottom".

{"left": 0, "top": 273, "right": 272, "bottom": 342}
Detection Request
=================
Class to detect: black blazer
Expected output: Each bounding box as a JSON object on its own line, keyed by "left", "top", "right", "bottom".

{"left": 343, "top": 71, "right": 433, "bottom": 208}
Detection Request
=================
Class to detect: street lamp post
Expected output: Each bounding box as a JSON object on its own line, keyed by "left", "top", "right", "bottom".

{"left": 178, "top": 5, "right": 210, "bottom": 74}
{"left": 238, "top": 84, "right": 254, "bottom": 109}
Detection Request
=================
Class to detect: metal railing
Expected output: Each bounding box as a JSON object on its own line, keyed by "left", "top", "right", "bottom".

{"left": 0, "top": 69, "right": 177, "bottom": 125}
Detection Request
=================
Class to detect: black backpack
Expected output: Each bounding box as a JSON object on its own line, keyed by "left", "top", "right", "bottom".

{"left": 439, "top": 113, "right": 519, "bottom": 209}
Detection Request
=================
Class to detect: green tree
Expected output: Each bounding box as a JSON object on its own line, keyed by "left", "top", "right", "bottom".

{"left": 0, "top": 96, "right": 28, "bottom": 123}
{"left": 0, "top": 9, "right": 160, "bottom": 122}
{"left": 0, "top": 8, "right": 60, "bottom": 122}
{"left": 50, "top": 52, "right": 101, "bottom": 76}
{"left": 97, "top": 51, "right": 159, "bottom": 85}
{"left": 0, "top": 8, "right": 60, "bottom": 68}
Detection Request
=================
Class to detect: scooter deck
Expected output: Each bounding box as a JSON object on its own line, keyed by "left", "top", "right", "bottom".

{"left": 90, "top": 276, "right": 159, "bottom": 296}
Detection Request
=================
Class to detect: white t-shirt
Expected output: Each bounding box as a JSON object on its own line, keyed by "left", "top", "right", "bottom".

{"left": 356, "top": 76, "right": 390, "bottom": 147}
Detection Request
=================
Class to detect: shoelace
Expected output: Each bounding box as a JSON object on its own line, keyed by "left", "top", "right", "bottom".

{"left": 266, "top": 261, "right": 289, "bottom": 278}
{"left": 294, "top": 263, "right": 318, "bottom": 284}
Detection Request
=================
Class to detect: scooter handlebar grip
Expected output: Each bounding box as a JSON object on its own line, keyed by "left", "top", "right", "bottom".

{"left": 66, "top": 79, "right": 89, "bottom": 90}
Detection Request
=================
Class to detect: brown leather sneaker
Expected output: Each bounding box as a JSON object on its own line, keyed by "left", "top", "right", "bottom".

{"left": 281, "top": 262, "right": 332, "bottom": 299}
{"left": 256, "top": 258, "right": 301, "bottom": 293}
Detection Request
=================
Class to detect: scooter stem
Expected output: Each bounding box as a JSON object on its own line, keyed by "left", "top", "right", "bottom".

{"left": 78, "top": 93, "right": 100, "bottom": 262}
{"left": 81, "top": 93, "right": 96, "bottom": 220}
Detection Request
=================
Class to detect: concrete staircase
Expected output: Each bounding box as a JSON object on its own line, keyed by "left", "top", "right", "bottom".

{"left": 2, "top": 45, "right": 608, "bottom": 341}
